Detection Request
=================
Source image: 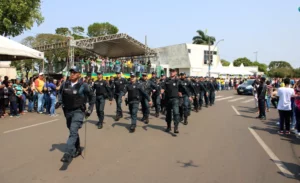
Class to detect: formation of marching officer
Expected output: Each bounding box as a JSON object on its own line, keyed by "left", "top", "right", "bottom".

{"left": 56, "top": 67, "right": 218, "bottom": 163}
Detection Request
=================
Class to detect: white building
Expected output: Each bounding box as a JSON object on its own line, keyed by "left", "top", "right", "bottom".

{"left": 150, "top": 43, "right": 221, "bottom": 76}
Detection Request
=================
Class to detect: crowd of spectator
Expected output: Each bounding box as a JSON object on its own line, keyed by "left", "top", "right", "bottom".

{"left": 0, "top": 73, "right": 63, "bottom": 118}
{"left": 76, "top": 57, "right": 152, "bottom": 74}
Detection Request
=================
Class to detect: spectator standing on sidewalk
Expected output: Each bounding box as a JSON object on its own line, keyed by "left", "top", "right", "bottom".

{"left": 256, "top": 77, "right": 267, "bottom": 120}
{"left": 266, "top": 80, "right": 273, "bottom": 112}
{"left": 35, "top": 73, "right": 45, "bottom": 114}
{"left": 277, "top": 78, "right": 295, "bottom": 135}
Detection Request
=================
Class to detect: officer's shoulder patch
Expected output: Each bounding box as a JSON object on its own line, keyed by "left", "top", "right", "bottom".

{"left": 173, "top": 83, "right": 176, "bottom": 86}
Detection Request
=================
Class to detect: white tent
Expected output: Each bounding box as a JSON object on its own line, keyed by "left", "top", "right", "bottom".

{"left": 0, "top": 35, "right": 44, "bottom": 61}
{"left": 219, "top": 62, "right": 253, "bottom": 75}
{"left": 210, "top": 62, "right": 223, "bottom": 74}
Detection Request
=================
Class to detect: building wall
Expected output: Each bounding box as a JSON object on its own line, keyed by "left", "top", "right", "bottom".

{"left": 151, "top": 43, "right": 221, "bottom": 77}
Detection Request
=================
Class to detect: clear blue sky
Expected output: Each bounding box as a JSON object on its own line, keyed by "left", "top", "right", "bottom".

{"left": 13, "top": 0, "right": 300, "bottom": 68}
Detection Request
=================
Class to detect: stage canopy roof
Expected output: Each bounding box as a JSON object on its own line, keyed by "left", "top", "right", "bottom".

{"left": 0, "top": 35, "right": 44, "bottom": 61}
{"left": 34, "top": 33, "right": 156, "bottom": 58}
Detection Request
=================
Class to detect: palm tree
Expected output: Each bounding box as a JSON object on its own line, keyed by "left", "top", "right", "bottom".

{"left": 192, "top": 30, "right": 216, "bottom": 45}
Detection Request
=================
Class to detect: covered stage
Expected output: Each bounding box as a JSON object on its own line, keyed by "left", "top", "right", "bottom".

{"left": 34, "top": 33, "right": 156, "bottom": 59}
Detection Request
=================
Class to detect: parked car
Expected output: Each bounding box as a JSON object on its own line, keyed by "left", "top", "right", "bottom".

{"left": 237, "top": 79, "right": 255, "bottom": 95}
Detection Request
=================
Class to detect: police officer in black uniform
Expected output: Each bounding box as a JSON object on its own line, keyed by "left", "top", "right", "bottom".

{"left": 152, "top": 77, "right": 162, "bottom": 117}
{"left": 198, "top": 76, "right": 208, "bottom": 110}
{"left": 161, "top": 69, "right": 189, "bottom": 134}
{"left": 203, "top": 76, "right": 210, "bottom": 107}
{"left": 208, "top": 77, "right": 218, "bottom": 106}
{"left": 56, "top": 67, "right": 95, "bottom": 163}
{"left": 138, "top": 72, "right": 156, "bottom": 124}
{"left": 123, "top": 73, "right": 152, "bottom": 133}
{"left": 160, "top": 74, "right": 167, "bottom": 114}
{"left": 92, "top": 72, "right": 113, "bottom": 129}
{"left": 192, "top": 77, "right": 200, "bottom": 112}
{"left": 111, "top": 72, "right": 127, "bottom": 121}
{"left": 178, "top": 72, "right": 194, "bottom": 125}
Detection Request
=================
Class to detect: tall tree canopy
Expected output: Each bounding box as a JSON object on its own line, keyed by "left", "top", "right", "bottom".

{"left": 87, "top": 22, "right": 119, "bottom": 37}
{"left": 220, "top": 59, "right": 230, "bottom": 66}
{"left": 0, "top": 0, "right": 44, "bottom": 37}
{"left": 55, "top": 27, "right": 71, "bottom": 36}
{"left": 192, "top": 30, "right": 216, "bottom": 45}
{"left": 268, "top": 61, "right": 293, "bottom": 70}
{"left": 233, "top": 57, "right": 253, "bottom": 66}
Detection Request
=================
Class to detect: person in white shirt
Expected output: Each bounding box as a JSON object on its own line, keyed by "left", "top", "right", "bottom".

{"left": 277, "top": 78, "right": 295, "bottom": 135}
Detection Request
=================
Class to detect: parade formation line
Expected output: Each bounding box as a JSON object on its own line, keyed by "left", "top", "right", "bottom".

{"left": 3, "top": 119, "right": 59, "bottom": 134}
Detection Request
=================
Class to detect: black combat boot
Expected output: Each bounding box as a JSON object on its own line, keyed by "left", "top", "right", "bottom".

{"left": 144, "top": 117, "right": 149, "bottom": 124}
{"left": 180, "top": 117, "right": 183, "bottom": 122}
{"left": 141, "top": 116, "right": 146, "bottom": 121}
{"left": 174, "top": 125, "right": 179, "bottom": 133}
{"left": 129, "top": 125, "right": 136, "bottom": 133}
{"left": 155, "top": 112, "right": 159, "bottom": 117}
{"left": 61, "top": 153, "right": 73, "bottom": 163}
{"left": 183, "top": 117, "right": 188, "bottom": 125}
{"left": 165, "top": 123, "right": 171, "bottom": 132}
{"left": 115, "top": 115, "right": 120, "bottom": 121}
{"left": 199, "top": 106, "right": 202, "bottom": 110}
{"left": 73, "top": 147, "right": 82, "bottom": 158}
{"left": 98, "top": 122, "right": 103, "bottom": 129}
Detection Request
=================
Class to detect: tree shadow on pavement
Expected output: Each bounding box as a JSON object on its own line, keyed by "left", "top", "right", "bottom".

{"left": 177, "top": 160, "right": 199, "bottom": 168}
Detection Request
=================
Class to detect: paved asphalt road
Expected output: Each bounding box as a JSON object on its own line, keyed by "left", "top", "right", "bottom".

{"left": 1, "top": 90, "right": 300, "bottom": 183}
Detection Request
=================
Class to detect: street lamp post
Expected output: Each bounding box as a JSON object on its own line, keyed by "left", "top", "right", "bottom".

{"left": 254, "top": 51, "right": 258, "bottom": 62}
{"left": 208, "top": 39, "right": 224, "bottom": 77}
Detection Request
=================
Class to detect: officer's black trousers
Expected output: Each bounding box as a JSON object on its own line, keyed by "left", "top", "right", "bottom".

{"left": 204, "top": 92, "right": 209, "bottom": 105}
{"left": 153, "top": 95, "right": 161, "bottom": 113}
{"left": 165, "top": 98, "right": 180, "bottom": 126}
{"left": 193, "top": 94, "right": 199, "bottom": 109}
{"left": 129, "top": 101, "right": 139, "bottom": 125}
{"left": 114, "top": 93, "right": 123, "bottom": 117}
{"left": 209, "top": 91, "right": 215, "bottom": 105}
{"left": 96, "top": 95, "right": 106, "bottom": 123}
{"left": 64, "top": 108, "right": 84, "bottom": 156}
{"left": 141, "top": 97, "right": 149, "bottom": 118}
{"left": 179, "top": 96, "right": 190, "bottom": 118}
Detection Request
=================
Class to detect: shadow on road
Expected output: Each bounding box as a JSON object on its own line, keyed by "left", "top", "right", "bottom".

{"left": 49, "top": 143, "right": 66, "bottom": 153}
{"left": 272, "top": 159, "right": 300, "bottom": 181}
{"left": 177, "top": 160, "right": 199, "bottom": 168}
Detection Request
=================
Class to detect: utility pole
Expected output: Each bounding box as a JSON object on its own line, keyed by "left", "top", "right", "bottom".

{"left": 208, "top": 37, "right": 211, "bottom": 77}
{"left": 254, "top": 51, "right": 258, "bottom": 62}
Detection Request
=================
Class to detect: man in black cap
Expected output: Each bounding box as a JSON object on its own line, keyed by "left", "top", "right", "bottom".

{"left": 123, "top": 73, "right": 152, "bottom": 132}
{"left": 191, "top": 77, "right": 200, "bottom": 112}
{"left": 161, "top": 68, "right": 189, "bottom": 133}
{"left": 56, "top": 67, "right": 96, "bottom": 163}
{"left": 198, "top": 76, "right": 208, "bottom": 110}
{"left": 111, "top": 71, "right": 128, "bottom": 121}
{"left": 92, "top": 72, "right": 113, "bottom": 129}
{"left": 152, "top": 77, "right": 163, "bottom": 117}
{"left": 208, "top": 77, "right": 218, "bottom": 106}
{"left": 138, "top": 72, "right": 156, "bottom": 124}
{"left": 179, "top": 72, "right": 195, "bottom": 125}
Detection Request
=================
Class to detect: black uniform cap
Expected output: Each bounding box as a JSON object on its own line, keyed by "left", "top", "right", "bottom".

{"left": 97, "top": 71, "right": 103, "bottom": 75}
{"left": 116, "top": 71, "right": 121, "bottom": 74}
{"left": 142, "top": 72, "right": 147, "bottom": 76}
{"left": 169, "top": 68, "right": 176, "bottom": 72}
{"left": 179, "top": 72, "right": 186, "bottom": 76}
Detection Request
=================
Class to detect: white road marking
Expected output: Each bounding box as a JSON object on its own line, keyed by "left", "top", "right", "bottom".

{"left": 231, "top": 106, "right": 240, "bottom": 115}
{"left": 215, "top": 96, "right": 223, "bottom": 98}
{"left": 242, "top": 98, "right": 255, "bottom": 103}
{"left": 228, "top": 97, "right": 245, "bottom": 102}
{"left": 3, "top": 119, "right": 59, "bottom": 134}
{"left": 248, "top": 127, "right": 294, "bottom": 178}
{"left": 216, "top": 96, "right": 234, "bottom": 101}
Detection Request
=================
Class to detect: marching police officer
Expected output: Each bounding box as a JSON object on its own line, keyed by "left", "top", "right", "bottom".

{"left": 138, "top": 72, "right": 156, "bottom": 124}
{"left": 56, "top": 67, "right": 96, "bottom": 163}
{"left": 92, "top": 72, "right": 113, "bottom": 129}
{"left": 208, "top": 77, "right": 218, "bottom": 106}
{"left": 160, "top": 74, "right": 167, "bottom": 115}
{"left": 123, "top": 73, "right": 152, "bottom": 133}
{"left": 198, "top": 76, "right": 208, "bottom": 110}
{"left": 179, "top": 72, "right": 194, "bottom": 125}
{"left": 161, "top": 69, "right": 189, "bottom": 134}
{"left": 203, "top": 76, "right": 210, "bottom": 107}
{"left": 111, "top": 71, "right": 127, "bottom": 121}
{"left": 152, "top": 77, "right": 162, "bottom": 117}
{"left": 192, "top": 77, "right": 200, "bottom": 112}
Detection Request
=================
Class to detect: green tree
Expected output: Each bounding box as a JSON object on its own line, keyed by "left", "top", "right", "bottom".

{"left": 87, "top": 22, "right": 119, "bottom": 37}
{"left": 253, "top": 61, "right": 268, "bottom": 74}
{"left": 268, "top": 67, "right": 294, "bottom": 78}
{"left": 0, "top": 0, "right": 44, "bottom": 37}
{"left": 55, "top": 27, "right": 71, "bottom": 36}
{"left": 268, "top": 61, "right": 293, "bottom": 70}
{"left": 294, "top": 68, "right": 300, "bottom": 77}
{"left": 192, "top": 30, "right": 216, "bottom": 45}
{"left": 220, "top": 59, "right": 230, "bottom": 66}
{"left": 233, "top": 57, "right": 253, "bottom": 66}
